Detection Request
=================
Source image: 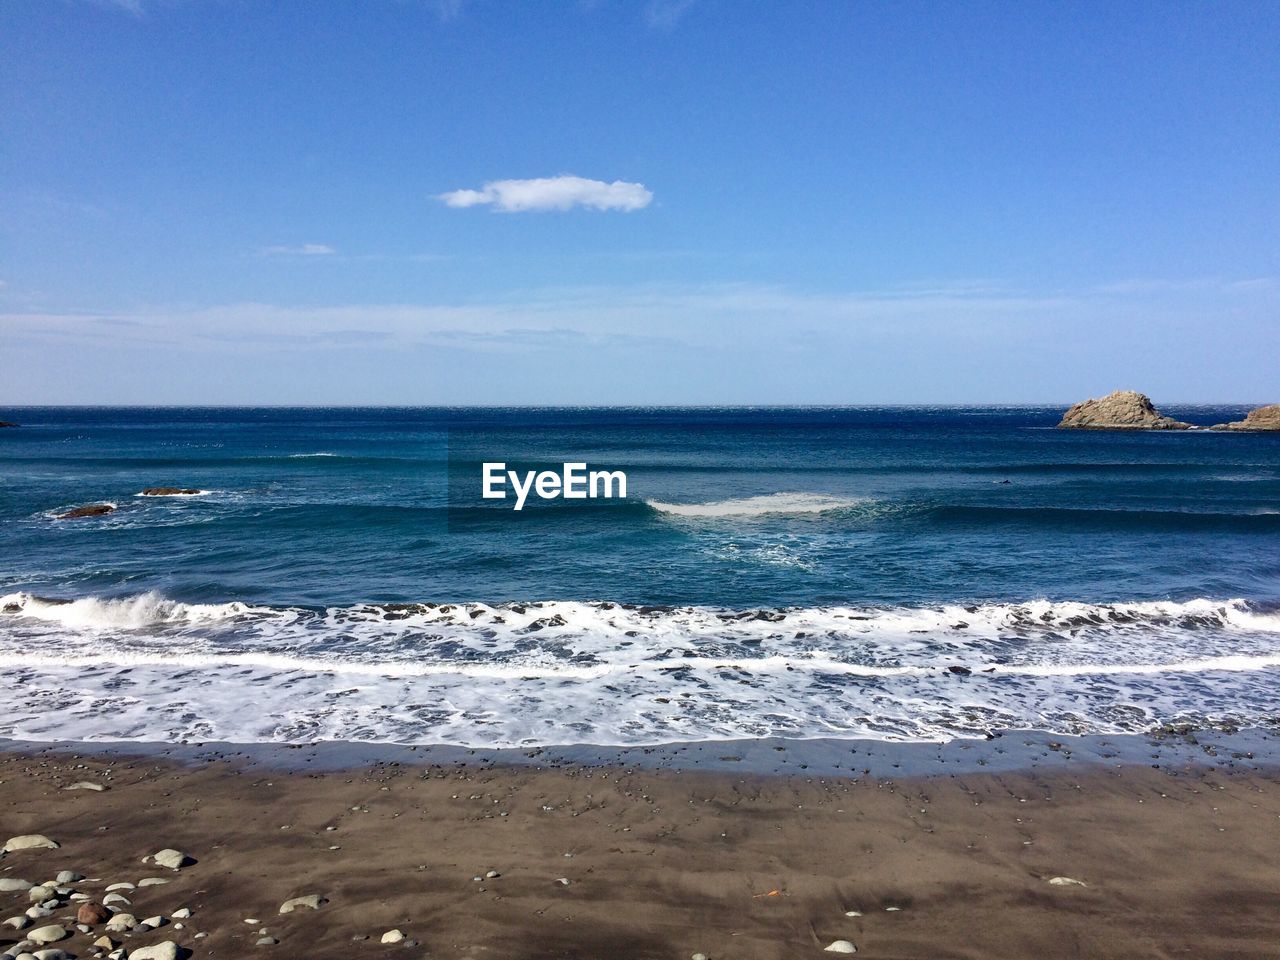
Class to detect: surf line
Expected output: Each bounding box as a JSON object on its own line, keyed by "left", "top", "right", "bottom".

{"left": 482, "top": 462, "right": 627, "bottom": 511}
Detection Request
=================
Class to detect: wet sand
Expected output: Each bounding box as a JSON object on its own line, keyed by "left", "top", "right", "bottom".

{"left": 2, "top": 744, "right": 1279, "bottom": 959}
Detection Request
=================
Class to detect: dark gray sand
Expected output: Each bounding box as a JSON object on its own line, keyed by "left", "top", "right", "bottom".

{"left": 2, "top": 729, "right": 1278, "bottom": 959}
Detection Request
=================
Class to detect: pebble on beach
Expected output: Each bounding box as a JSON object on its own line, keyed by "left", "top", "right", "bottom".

{"left": 824, "top": 941, "right": 857, "bottom": 954}
{"left": 129, "top": 942, "right": 180, "bottom": 960}
{"left": 2, "top": 835, "right": 60, "bottom": 853}
{"left": 279, "top": 894, "right": 328, "bottom": 913}
{"left": 381, "top": 929, "right": 406, "bottom": 944}
{"left": 27, "top": 923, "right": 68, "bottom": 944}
{"left": 148, "top": 849, "right": 194, "bottom": 870}
{"left": 76, "top": 902, "right": 111, "bottom": 924}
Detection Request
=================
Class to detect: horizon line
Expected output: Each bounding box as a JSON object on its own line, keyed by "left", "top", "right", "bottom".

{"left": 0, "top": 401, "right": 1271, "bottom": 411}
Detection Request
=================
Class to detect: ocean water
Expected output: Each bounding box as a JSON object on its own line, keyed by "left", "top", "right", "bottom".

{"left": 1, "top": 406, "right": 1278, "bottom": 747}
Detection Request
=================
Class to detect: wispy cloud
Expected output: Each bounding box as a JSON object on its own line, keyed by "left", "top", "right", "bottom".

{"left": 424, "top": 0, "right": 467, "bottom": 20}
{"left": 438, "top": 176, "right": 653, "bottom": 213}
{"left": 645, "top": 0, "right": 696, "bottom": 29}
{"left": 258, "top": 244, "right": 337, "bottom": 257}
{"left": 7, "top": 277, "right": 1275, "bottom": 360}
{"left": 84, "top": 0, "right": 145, "bottom": 15}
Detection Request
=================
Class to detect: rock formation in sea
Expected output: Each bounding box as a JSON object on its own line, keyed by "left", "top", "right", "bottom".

{"left": 1057, "top": 390, "right": 1192, "bottom": 430}
{"left": 54, "top": 504, "right": 117, "bottom": 520}
{"left": 0, "top": 421, "right": 18, "bottom": 428}
{"left": 1209, "top": 403, "right": 1280, "bottom": 431}
{"left": 140, "top": 487, "right": 203, "bottom": 496}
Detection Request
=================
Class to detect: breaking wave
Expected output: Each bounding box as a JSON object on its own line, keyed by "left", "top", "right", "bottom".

{"left": 2, "top": 592, "right": 1279, "bottom": 747}
{"left": 646, "top": 492, "right": 868, "bottom": 517}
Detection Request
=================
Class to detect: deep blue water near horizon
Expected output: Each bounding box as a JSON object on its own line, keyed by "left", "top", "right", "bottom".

{"left": 1, "top": 405, "right": 1278, "bottom": 748}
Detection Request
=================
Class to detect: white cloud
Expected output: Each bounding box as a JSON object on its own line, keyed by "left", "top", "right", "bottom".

{"left": 259, "top": 244, "right": 337, "bottom": 257}
{"left": 438, "top": 176, "right": 653, "bottom": 213}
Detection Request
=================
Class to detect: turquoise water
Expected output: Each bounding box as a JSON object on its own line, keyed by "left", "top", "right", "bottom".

{"left": 1, "top": 406, "right": 1278, "bottom": 746}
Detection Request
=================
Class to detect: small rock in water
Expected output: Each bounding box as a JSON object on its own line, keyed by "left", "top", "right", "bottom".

{"left": 381, "top": 929, "right": 406, "bottom": 944}
{"left": 824, "top": 941, "right": 857, "bottom": 954}
{"left": 279, "top": 895, "right": 328, "bottom": 913}
{"left": 129, "top": 943, "right": 180, "bottom": 960}
{"left": 148, "top": 849, "right": 194, "bottom": 870}
{"left": 53, "top": 503, "right": 117, "bottom": 520}
{"left": 2, "top": 835, "right": 60, "bottom": 853}
{"left": 1047, "top": 876, "right": 1087, "bottom": 887}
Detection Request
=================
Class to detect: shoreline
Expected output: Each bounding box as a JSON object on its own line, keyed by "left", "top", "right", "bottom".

{"left": 2, "top": 734, "right": 1279, "bottom": 958}
{"left": 4, "top": 724, "right": 1278, "bottom": 777}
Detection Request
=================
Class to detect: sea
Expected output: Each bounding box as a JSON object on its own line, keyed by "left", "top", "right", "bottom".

{"left": 1, "top": 406, "right": 1278, "bottom": 748}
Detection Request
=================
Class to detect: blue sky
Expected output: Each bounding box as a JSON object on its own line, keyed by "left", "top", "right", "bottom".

{"left": 2, "top": 0, "right": 1277, "bottom": 404}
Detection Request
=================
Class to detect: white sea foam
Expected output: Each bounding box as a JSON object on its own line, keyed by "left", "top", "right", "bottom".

{"left": 647, "top": 492, "right": 866, "bottom": 517}
{"left": 2, "top": 593, "right": 1279, "bottom": 747}
{"left": 0, "top": 592, "right": 257, "bottom": 629}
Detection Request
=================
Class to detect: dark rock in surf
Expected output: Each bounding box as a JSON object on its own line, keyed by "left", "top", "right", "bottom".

{"left": 1058, "top": 391, "right": 1192, "bottom": 430}
{"left": 53, "top": 504, "right": 116, "bottom": 520}
{"left": 139, "top": 487, "right": 203, "bottom": 496}
{"left": 0, "top": 421, "right": 18, "bottom": 428}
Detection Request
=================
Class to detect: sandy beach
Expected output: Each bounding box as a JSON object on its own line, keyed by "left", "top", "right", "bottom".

{"left": 2, "top": 739, "right": 1279, "bottom": 960}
